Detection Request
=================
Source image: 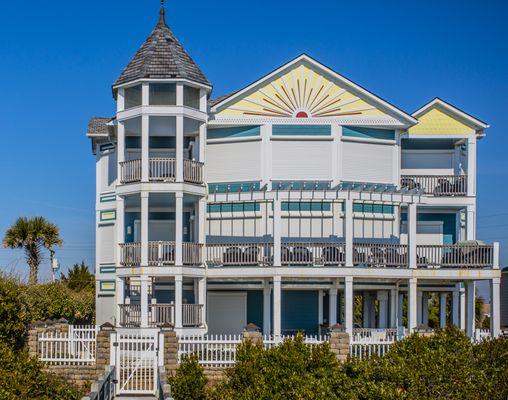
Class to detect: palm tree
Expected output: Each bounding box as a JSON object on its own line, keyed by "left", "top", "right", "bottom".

{"left": 3, "top": 216, "right": 63, "bottom": 284}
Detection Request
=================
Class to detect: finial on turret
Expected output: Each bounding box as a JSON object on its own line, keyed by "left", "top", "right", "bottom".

{"left": 158, "top": 0, "right": 166, "bottom": 26}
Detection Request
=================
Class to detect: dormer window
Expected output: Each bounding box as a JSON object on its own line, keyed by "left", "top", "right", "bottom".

{"left": 183, "top": 85, "right": 200, "bottom": 109}
{"left": 149, "top": 83, "right": 176, "bottom": 105}
{"left": 124, "top": 85, "right": 142, "bottom": 109}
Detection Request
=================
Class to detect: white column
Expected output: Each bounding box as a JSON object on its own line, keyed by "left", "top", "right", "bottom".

{"left": 141, "top": 192, "right": 149, "bottom": 266}
{"left": 465, "top": 281, "right": 475, "bottom": 337}
{"left": 116, "top": 196, "right": 125, "bottom": 265}
{"left": 452, "top": 284, "right": 460, "bottom": 327}
{"left": 362, "top": 292, "right": 370, "bottom": 328}
{"left": 344, "top": 276, "right": 353, "bottom": 335}
{"left": 466, "top": 204, "right": 476, "bottom": 240}
{"left": 408, "top": 278, "right": 418, "bottom": 331}
{"left": 263, "top": 279, "right": 271, "bottom": 336}
{"left": 199, "top": 89, "right": 207, "bottom": 113}
{"left": 331, "top": 124, "right": 341, "bottom": 186}
{"left": 369, "top": 293, "right": 376, "bottom": 328}
{"left": 491, "top": 278, "right": 501, "bottom": 337}
{"left": 140, "top": 275, "right": 150, "bottom": 327}
{"left": 329, "top": 281, "right": 338, "bottom": 326}
{"left": 198, "top": 198, "right": 206, "bottom": 264}
{"left": 422, "top": 292, "right": 429, "bottom": 326}
{"left": 176, "top": 115, "right": 184, "bottom": 182}
{"left": 466, "top": 135, "right": 476, "bottom": 197}
{"left": 378, "top": 291, "right": 388, "bottom": 329}
{"left": 408, "top": 203, "right": 417, "bottom": 269}
{"left": 117, "top": 121, "right": 125, "bottom": 182}
{"left": 116, "top": 88, "right": 125, "bottom": 112}
{"left": 176, "top": 83, "right": 183, "bottom": 105}
{"left": 493, "top": 242, "right": 500, "bottom": 270}
{"left": 398, "top": 292, "right": 404, "bottom": 328}
{"left": 273, "top": 199, "right": 282, "bottom": 266}
{"left": 174, "top": 275, "right": 183, "bottom": 329}
{"left": 460, "top": 284, "right": 466, "bottom": 330}
{"left": 115, "top": 276, "right": 125, "bottom": 324}
{"left": 273, "top": 276, "right": 281, "bottom": 337}
{"left": 142, "top": 83, "right": 149, "bottom": 106}
{"left": 198, "top": 277, "right": 206, "bottom": 323}
{"left": 141, "top": 115, "right": 149, "bottom": 182}
{"left": 175, "top": 192, "right": 183, "bottom": 266}
{"left": 390, "top": 288, "right": 398, "bottom": 328}
{"left": 417, "top": 290, "right": 423, "bottom": 326}
{"left": 440, "top": 292, "right": 447, "bottom": 328}
{"left": 198, "top": 123, "right": 206, "bottom": 163}
{"left": 318, "top": 290, "right": 324, "bottom": 326}
{"left": 345, "top": 199, "right": 353, "bottom": 267}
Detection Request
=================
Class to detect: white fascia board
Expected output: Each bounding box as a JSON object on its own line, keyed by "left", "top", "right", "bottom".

{"left": 210, "top": 54, "right": 417, "bottom": 126}
{"left": 112, "top": 78, "right": 213, "bottom": 92}
{"left": 208, "top": 115, "right": 406, "bottom": 127}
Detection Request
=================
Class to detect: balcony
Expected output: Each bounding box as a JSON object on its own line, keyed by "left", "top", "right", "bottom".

{"left": 400, "top": 175, "right": 467, "bottom": 196}
{"left": 206, "top": 243, "right": 274, "bottom": 267}
{"left": 281, "top": 242, "right": 346, "bottom": 266}
{"left": 118, "top": 303, "right": 203, "bottom": 327}
{"left": 416, "top": 243, "right": 493, "bottom": 269}
{"left": 119, "top": 158, "right": 204, "bottom": 185}
{"left": 120, "top": 241, "right": 203, "bottom": 266}
{"left": 353, "top": 243, "right": 408, "bottom": 268}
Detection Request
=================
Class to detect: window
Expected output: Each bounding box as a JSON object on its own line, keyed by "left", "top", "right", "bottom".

{"left": 208, "top": 181, "right": 261, "bottom": 193}
{"left": 281, "top": 201, "right": 331, "bottom": 212}
{"left": 149, "top": 83, "right": 176, "bottom": 105}
{"left": 207, "top": 202, "right": 260, "bottom": 213}
{"left": 124, "top": 85, "right": 142, "bottom": 109}
{"left": 184, "top": 86, "right": 200, "bottom": 109}
{"left": 353, "top": 203, "right": 394, "bottom": 214}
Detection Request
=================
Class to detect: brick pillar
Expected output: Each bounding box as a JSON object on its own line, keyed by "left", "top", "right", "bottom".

{"left": 96, "top": 323, "right": 115, "bottom": 371}
{"left": 242, "top": 323, "right": 263, "bottom": 345}
{"left": 328, "top": 324, "right": 350, "bottom": 362}
{"left": 162, "top": 325, "right": 178, "bottom": 375}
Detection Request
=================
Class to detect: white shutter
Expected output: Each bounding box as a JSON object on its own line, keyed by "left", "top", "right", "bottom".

{"left": 342, "top": 141, "right": 393, "bottom": 183}
{"left": 401, "top": 151, "right": 454, "bottom": 175}
{"left": 206, "top": 141, "right": 261, "bottom": 182}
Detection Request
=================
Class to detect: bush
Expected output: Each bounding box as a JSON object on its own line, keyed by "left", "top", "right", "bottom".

{"left": 169, "top": 354, "right": 208, "bottom": 400}
{"left": 0, "top": 277, "right": 28, "bottom": 349}
{"left": 0, "top": 342, "right": 81, "bottom": 400}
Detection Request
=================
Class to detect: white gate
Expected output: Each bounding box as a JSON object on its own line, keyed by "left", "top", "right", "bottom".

{"left": 114, "top": 329, "right": 160, "bottom": 395}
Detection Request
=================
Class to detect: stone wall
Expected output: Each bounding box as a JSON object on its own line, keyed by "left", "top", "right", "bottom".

{"left": 328, "top": 325, "right": 350, "bottom": 362}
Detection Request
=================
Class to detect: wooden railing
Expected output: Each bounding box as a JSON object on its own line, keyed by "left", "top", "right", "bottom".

{"left": 281, "top": 242, "right": 346, "bottom": 266}
{"left": 148, "top": 241, "right": 175, "bottom": 265}
{"left": 206, "top": 243, "right": 274, "bottom": 266}
{"left": 353, "top": 243, "right": 408, "bottom": 267}
{"left": 149, "top": 304, "right": 174, "bottom": 326}
{"left": 416, "top": 244, "right": 493, "bottom": 268}
{"left": 400, "top": 175, "right": 467, "bottom": 196}
{"left": 182, "top": 304, "right": 204, "bottom": 327}
{"left": 119, "top": 304, "right": 141, "bottom": 327}
{"left": 120, "top": 242, "right": 141, "bottom": 266}
{"left": 120, "top": 159, "right": 141, "bottom": 184}
{"left": 149, "top": 158, "right": 176, "bottom": 182}
{"left": 183, "top": 242, "right": 203, "bottom": 265}
{"left": 183, "top": 159, "right": 204, "bottom": 184}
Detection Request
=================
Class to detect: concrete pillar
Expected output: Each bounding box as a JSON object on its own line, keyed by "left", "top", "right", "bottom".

{"left": 141, "top": 115, "right": 149, "bottom": 182}
{"left": 408, "top": 278, "right": 418, "bottom": 331}
{"left": 161, "top": 326, "right": 179, "bottom": 376}
{"left": 175, "top": 192, "right": 183, "bottom": 266}
{"left": 377, "top": 290, "right": 389, "bottom": 329}
{"left": 491, "top": 277, "right": 501, "bottom": 337}
{"left": 273, "top": 276, "right": 282, "bottom": 337}
{"left": 452, "top": 284, "right": 460, "bottom": 327}
{"left": 329, "top": 281, "right": 338, "bottom": 326}
{"left": 242, "top": 324, "right": 263, "bottom": 345}
{"left": 344, "top": 277, "right": 354, "bottom": 335}
{"left": 408, "top": 203, "right": 417, "bottom": 268}
{"left": 465, "top": 281, "right": 475, "bottom": 338}
{"left": 345, "top": 199, "right": 353, "bottom": 267}
{"left": 440, "top": 292, "right": 447, "bottom": 328}
{"left": 140, "top": 276, "right": 150, "bottom": 327}
{"left": 390, "top": 288, "right": 398, "bottom": 328}
{"left": 174, "top": 275, "right": 183, "bottom": 329}
{"left": 141, "top": 192, "right": 149, "bottom": 266}
{"left": 263, "top": 280, "right": 271, "bottom": 336}
{"left": 273, "top": 200, "right": 282, "bottom": 266}
{"left": 422, "top": 292, "right": 429, "bottom": 326}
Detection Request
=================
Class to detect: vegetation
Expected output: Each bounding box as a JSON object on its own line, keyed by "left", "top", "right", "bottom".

{"left": 60, "top": 261, "right": 94, "bottom": 291}
{"left": 3, "top": 216, "right": 63, "bottom": 285}
{"left": 170, "top": 328, "right": 508, "bottom": 400}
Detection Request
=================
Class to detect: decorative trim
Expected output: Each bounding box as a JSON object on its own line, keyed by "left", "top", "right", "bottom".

{"left": 100, "top": 210, "right": 116, "bottom": 222}
{"left": 99, "top": 265, "right": 116, "bottom": 274}
{"left": 100, "top": 194, "right": 116, "bottom": 203}
{"left": 99, "top": 281, "right": 116, "bottom": 292}
{"left": 99, "top": 143, "right": 115, "bottom": 152}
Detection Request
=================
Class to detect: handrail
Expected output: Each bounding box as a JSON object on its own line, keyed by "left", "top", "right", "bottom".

{"left": 206, "top": 243, "right": 274, "bottom": 266}
{"left": 353, "top": 243, "right": 408, "bottom": 268}
{"left": 416, "top": 244, "right": 493, "bottom": 268}
{"left": 150, "top": 158, "right": 176, "bottom": 182}
{"left": 120, "top": 159, "right": 141, "bottom": 184}
{"left": 148, "top": 241, "right": 176, "bottom": 265}
{"left": 183, "top": 242, "right": 203, "bottom": 265}
{"left": 183, "top": 159, "right": 204, "bottom": 184}
{"left": 81, "top": 366, "right": 115, "bottom": 400}
{"left": 400, "top": 174, "right": 467, "bottom": 196}
{"left": 281, "top": 242, "right": 346, "bottom": 266}
{"left": 182, "top": 304, "right": 203, "bottom": 327}
{"left": 120, "top": 243, "right": 141, "bottom": 266}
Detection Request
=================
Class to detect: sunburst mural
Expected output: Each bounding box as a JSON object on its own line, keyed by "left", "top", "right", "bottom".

{"left": 217, "top": 64, "right": 382, "bottom": 118}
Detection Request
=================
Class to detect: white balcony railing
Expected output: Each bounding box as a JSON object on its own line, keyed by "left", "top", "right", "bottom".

{"left": 148, "top": 241, "right": 175, "bottom": 265}
{"left": 182, "top": 304, "right": 204, "bottom": 327}
{"left": 205, "top": 243, "right": 274, "bottom": 266}
{"left": 183, "top": 159, "right": 204, "bottom": 184}
{"left": 119, "top": 158, "right": 202, "bottom": 184}
{"left": 149, "top": 158, "right": 176, "bottom": 182}
{"left": 149, "top": 304, "right": 174, "bottom": 326}
{"left": 183, "top": 242, "right": 203, "bottom": 265}
{"left": 353, "top": 243, "right": 408, "bottom": 268}
{"left": 281, "top": 242, "right": 346, "bottom": 266}
{"left": 120, "top": 242, "right": 141, "bottom": 266}
{"left": 400, "top": 175, "right": 467, "bottom": 196}
{"left": 119, "top": 304, "right": 141, "bottom": 327}
{"left": 120, "top": 159, "right": 141, "bottom": 184}
{"left": 416, "top": 244, "right": 494, "bottom": 268}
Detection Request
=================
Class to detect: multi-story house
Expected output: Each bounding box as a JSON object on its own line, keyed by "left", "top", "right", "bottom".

{"left": 87, "top": 3, "right": 501, "bottom": 340}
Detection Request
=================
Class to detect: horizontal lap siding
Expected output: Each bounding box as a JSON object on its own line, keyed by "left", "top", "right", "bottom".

{"left": 401, "top": 151, "right": 454, "bottom": 175}
{"left": 342, "top": 141, "right": 393, "bottom": 183}
{"left": 206, "top": 141, "right": 261, "bottom": 182}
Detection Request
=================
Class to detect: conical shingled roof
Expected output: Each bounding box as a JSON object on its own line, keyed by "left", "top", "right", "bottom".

{"left": 113, "top": 4, "right": 210, "bottom": 88}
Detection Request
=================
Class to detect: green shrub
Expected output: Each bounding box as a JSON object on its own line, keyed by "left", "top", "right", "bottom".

{"left": 473, "top": 336, "right": 508, "bottom": 400}
{"left": 0, "top": 342, "right": 81, "bottom": 400}
{"left": 0, "top": 277, "right": 28, "bottom": 349}
{"left": 169, "top": 354, "right": 208, "bottom": 400}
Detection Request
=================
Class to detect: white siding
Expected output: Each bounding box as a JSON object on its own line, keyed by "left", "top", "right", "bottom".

{"left": 354, "top": 218, "right": 396, "bottom": 239}
{"left": 272, "top": 140, "right": 332, "bottom": 181}
{"left": 206, "top": 141, "right": 261, "bottom": 182}
{"left": 282, "top": 217, "right": 339, "bottom": 238}
{"left": 342, "top": 141, "right": 394, "bottom": 183}
{"left": 206, "top": 216, "right": 264, "bottom": 237}
{"left": 98, "top": 224, "right": 115, "bottom": 264}
{"left": 98, "top": 151, "right": 117, "bottom": 193}
{"left": 401, "top": 151, "right": 454, "bottom": 175}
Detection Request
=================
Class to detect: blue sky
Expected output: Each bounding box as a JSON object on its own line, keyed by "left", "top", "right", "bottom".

{"left": 0, "top": 0, "right": 506, "bottom": 284}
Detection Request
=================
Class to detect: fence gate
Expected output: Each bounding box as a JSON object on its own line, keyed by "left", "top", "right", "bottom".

{"left": 114, "top": 329, "right": 160, "bottom": 395}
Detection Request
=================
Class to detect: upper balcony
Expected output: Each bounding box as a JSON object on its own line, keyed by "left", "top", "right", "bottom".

{"left": 400, "top": 175, "right": 467, "bottom": 196}
{"left": 120, "top": 158, "right": 204, "bottom": 185}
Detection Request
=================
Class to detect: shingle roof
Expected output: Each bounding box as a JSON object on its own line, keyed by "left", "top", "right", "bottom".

{"left": 208, "top": 91, "right": 238, "bottom": 108}
{"left": 87, "top": 117, "right": 112, "bottom": 136}
{"left": 113, "top": 5, "right": 210, "bottom": 88}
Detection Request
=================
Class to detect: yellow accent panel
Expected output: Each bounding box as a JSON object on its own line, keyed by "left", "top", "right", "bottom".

{"left": 409, "top": 107, "right": 475, "bottom": 135}
{"left": 216, "top": 64, "right": 389, "bottom": 118}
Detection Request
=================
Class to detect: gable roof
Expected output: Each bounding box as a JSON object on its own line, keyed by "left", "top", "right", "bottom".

{"left": 113, "top": 4, "right": 210, "bottom": 89}
{"left": 411, "top": 97, "right": 489, "bottom": 130}
{"left": 87, "top": 117, "right": 113, "bottom": 137}
{"left": 210, "top": 53, "right": 417, "bottom": 126}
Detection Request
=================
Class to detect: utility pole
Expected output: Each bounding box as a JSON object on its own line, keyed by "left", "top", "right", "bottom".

{"left": 50, "top": 249, "right": 59, "bottom": 282}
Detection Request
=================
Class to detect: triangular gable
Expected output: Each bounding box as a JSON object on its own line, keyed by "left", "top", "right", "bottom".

{"left": 211, "top": 54, "right": 416, "bottom": 125}
{"left": 409, "top": 98, "right": 488, "bottom": 135}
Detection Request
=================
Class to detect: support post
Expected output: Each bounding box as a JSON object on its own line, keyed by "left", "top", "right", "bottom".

{"left": 466, "top": 135, "right": 476, "bottom": 197}
{"left": 422, "top": 292, "right": 429, "bottom": 326}
{"left": 408, "top": 203, "right": 417, "bottom": 268}
{"left": 176, "top": 115, "right": 184, "bottom": 182}
{"left": 390, "top": 288, "right": 398, "bottom": 328}
{"left": 344, "top": 276, "right": 353, "bottom": 335}
{"left": 174, "top": 276, "right": 183, "bottom": 329}
{"left": 141, "top": 192, "right": 149, "bottom": 266}
{"left": 452, "top": 284, "right": 460, "bottom": 327}
{"left": 465, "top": 281, "right": 475, "bottom": 338}
{"left": 440, "top": 292, "right": 447, "bottom": 328}
{"left": 417, "top": 290, "right": 423, "bottom": 326}
{"left": 116, "top": 196, "right": 125, "bottom": 265}
{"left": 329, "top": 280, "right": 338, "bottom": 326}
{"left": 263, "top": 279, "right": 271, "bottom": 336}
{"left": 345, "top": 199, "right": 353, "bottom": 267}
{"left": 175, "top": 192, "right": 183, "bottom": 266}
{"left": 398, "top": 292, "right": 404, "bottom": 328}
{"left": 115, "top": 277, "right": 125, "bottom": 325}
{"left": 273, "top": 276, "right": 281, "bottom": 337}
{"left": 362, "top": 292, "right": 370, "bottom": 328}
{"left": 117, "top": 121, "right": 125, "bottom": 182}
{"left": 491, "top": 277, "right": 501, "bottom": 337}
{"left": 408, "top": 278, "right": 418, "bottom": 332}
{"left": 273, "top": 199, "right": 282, "bottom": 266}
{"left": 140, "top": 276, "right": 150, "bottom": 327}
{"left": 198, "top": 277, "right": 206, "bottom": 326}
{"left": 460, "top": 283, "right": 466, "bottom": 330}
{"left": 141, "top": 115, "right": 149, "bottom": 182}
{"left": 377, "top": 291, "right": 388, "bottom": 329}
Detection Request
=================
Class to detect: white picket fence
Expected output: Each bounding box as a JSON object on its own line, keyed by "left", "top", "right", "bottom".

{"left": 178, "top": 334, "right": 242, "bottom": 368}
{"left": 38, "top": 324, "right": 97, "bottom": 365}
{"left": 263, "top": 334, "right": 328, "bottom": 349}
{"left": 474, "top": 328, "right": 491, "bottom": 342}
{"left": 349, "top": 342, "right": 393, "bottom": 358}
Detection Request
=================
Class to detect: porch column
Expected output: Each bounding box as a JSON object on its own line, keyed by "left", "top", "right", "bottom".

{"left": 329, "top": 280, "right": 338, "bottom": 326}
{"left": 466, "top": 204, "right": 476, "bottom": 240}
{"left": 377, "top": 291, "right": 388, "bottom": 329}
{"left": 344, "top": 277, "right": 354, "bottom": 335}
{"left": 141, "top": 192, "right": 149, "bottom": 266}
{"left": 362, "top": 292, "right": 370, "bottom": 328}
{"left": 141, "top": 115, "right": 149, "bottom": 182}
{"left": 408, "top": 203, "right": 417, "bottom": 269}
{"left": 140, "top": 275, "right": 150, "bottom": 327}
{"left": 440, "top": 292, "right": 447, "bottom": 328}
{"left": 273, "top": 276, "right": 282, "bottom": 337}
{"left": 345, "top": 199, "right": 354, "bottom": 267}
{"left": 263, "top": 280, "right": 271, "bottom": 336}
{"left": 460, "top": 283, "right": 466, "bottom": 330}
{"left": 398, "top": 292, "right": 404, "bottom": 328}
{"left": 390, "top": 288, "right": 398, "bottom": 328}
{"left": 408, "top": 278, "right": 418, "bottom": 331}
{"left": 369, "top": 293, "right": 376, "bottom": 328}
{"left": 318, "top": 290, "right": 324, "bottom": 326}
{"left": 452, "top": 284, "right": 460, "bottom": 327}
{"left": 417, "top": 290, "right": 423, "bottom": 326}
{"left": 198, "top": 277, "right": 206, "bottom": 326}
{"left": 198, "top": 122, "right": 206, "bottom": 163}
{"left": 491, "top": 277, "right": 501, "bottom": 337}
{"left": 174, "top": 275, "right": 183, "bottom": 329}
{"left": 117, "top": 121, "right": 125, "bottom": 183}
{"left": 422, "top": 292, "right": 429, "bottom": 326}
{"left": 273, "top": 200, "right": 282, "bottom": 266}
{"left": 116, "top": 196, "right": 125, "bottom": 265}
{"left": 115, "top": 276, "right": 125, "bottom": 325}
{"left": 175, "top": 192, "right": 183, "bottom": 266}
{"left": 465, "top": 281, "right": 475, "bottom": 338}
{"left": 466, "top": 135, "right": 476, "bottom": 197}
{"left": 176, "top": 84, "right": 184, "bottom": 182}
